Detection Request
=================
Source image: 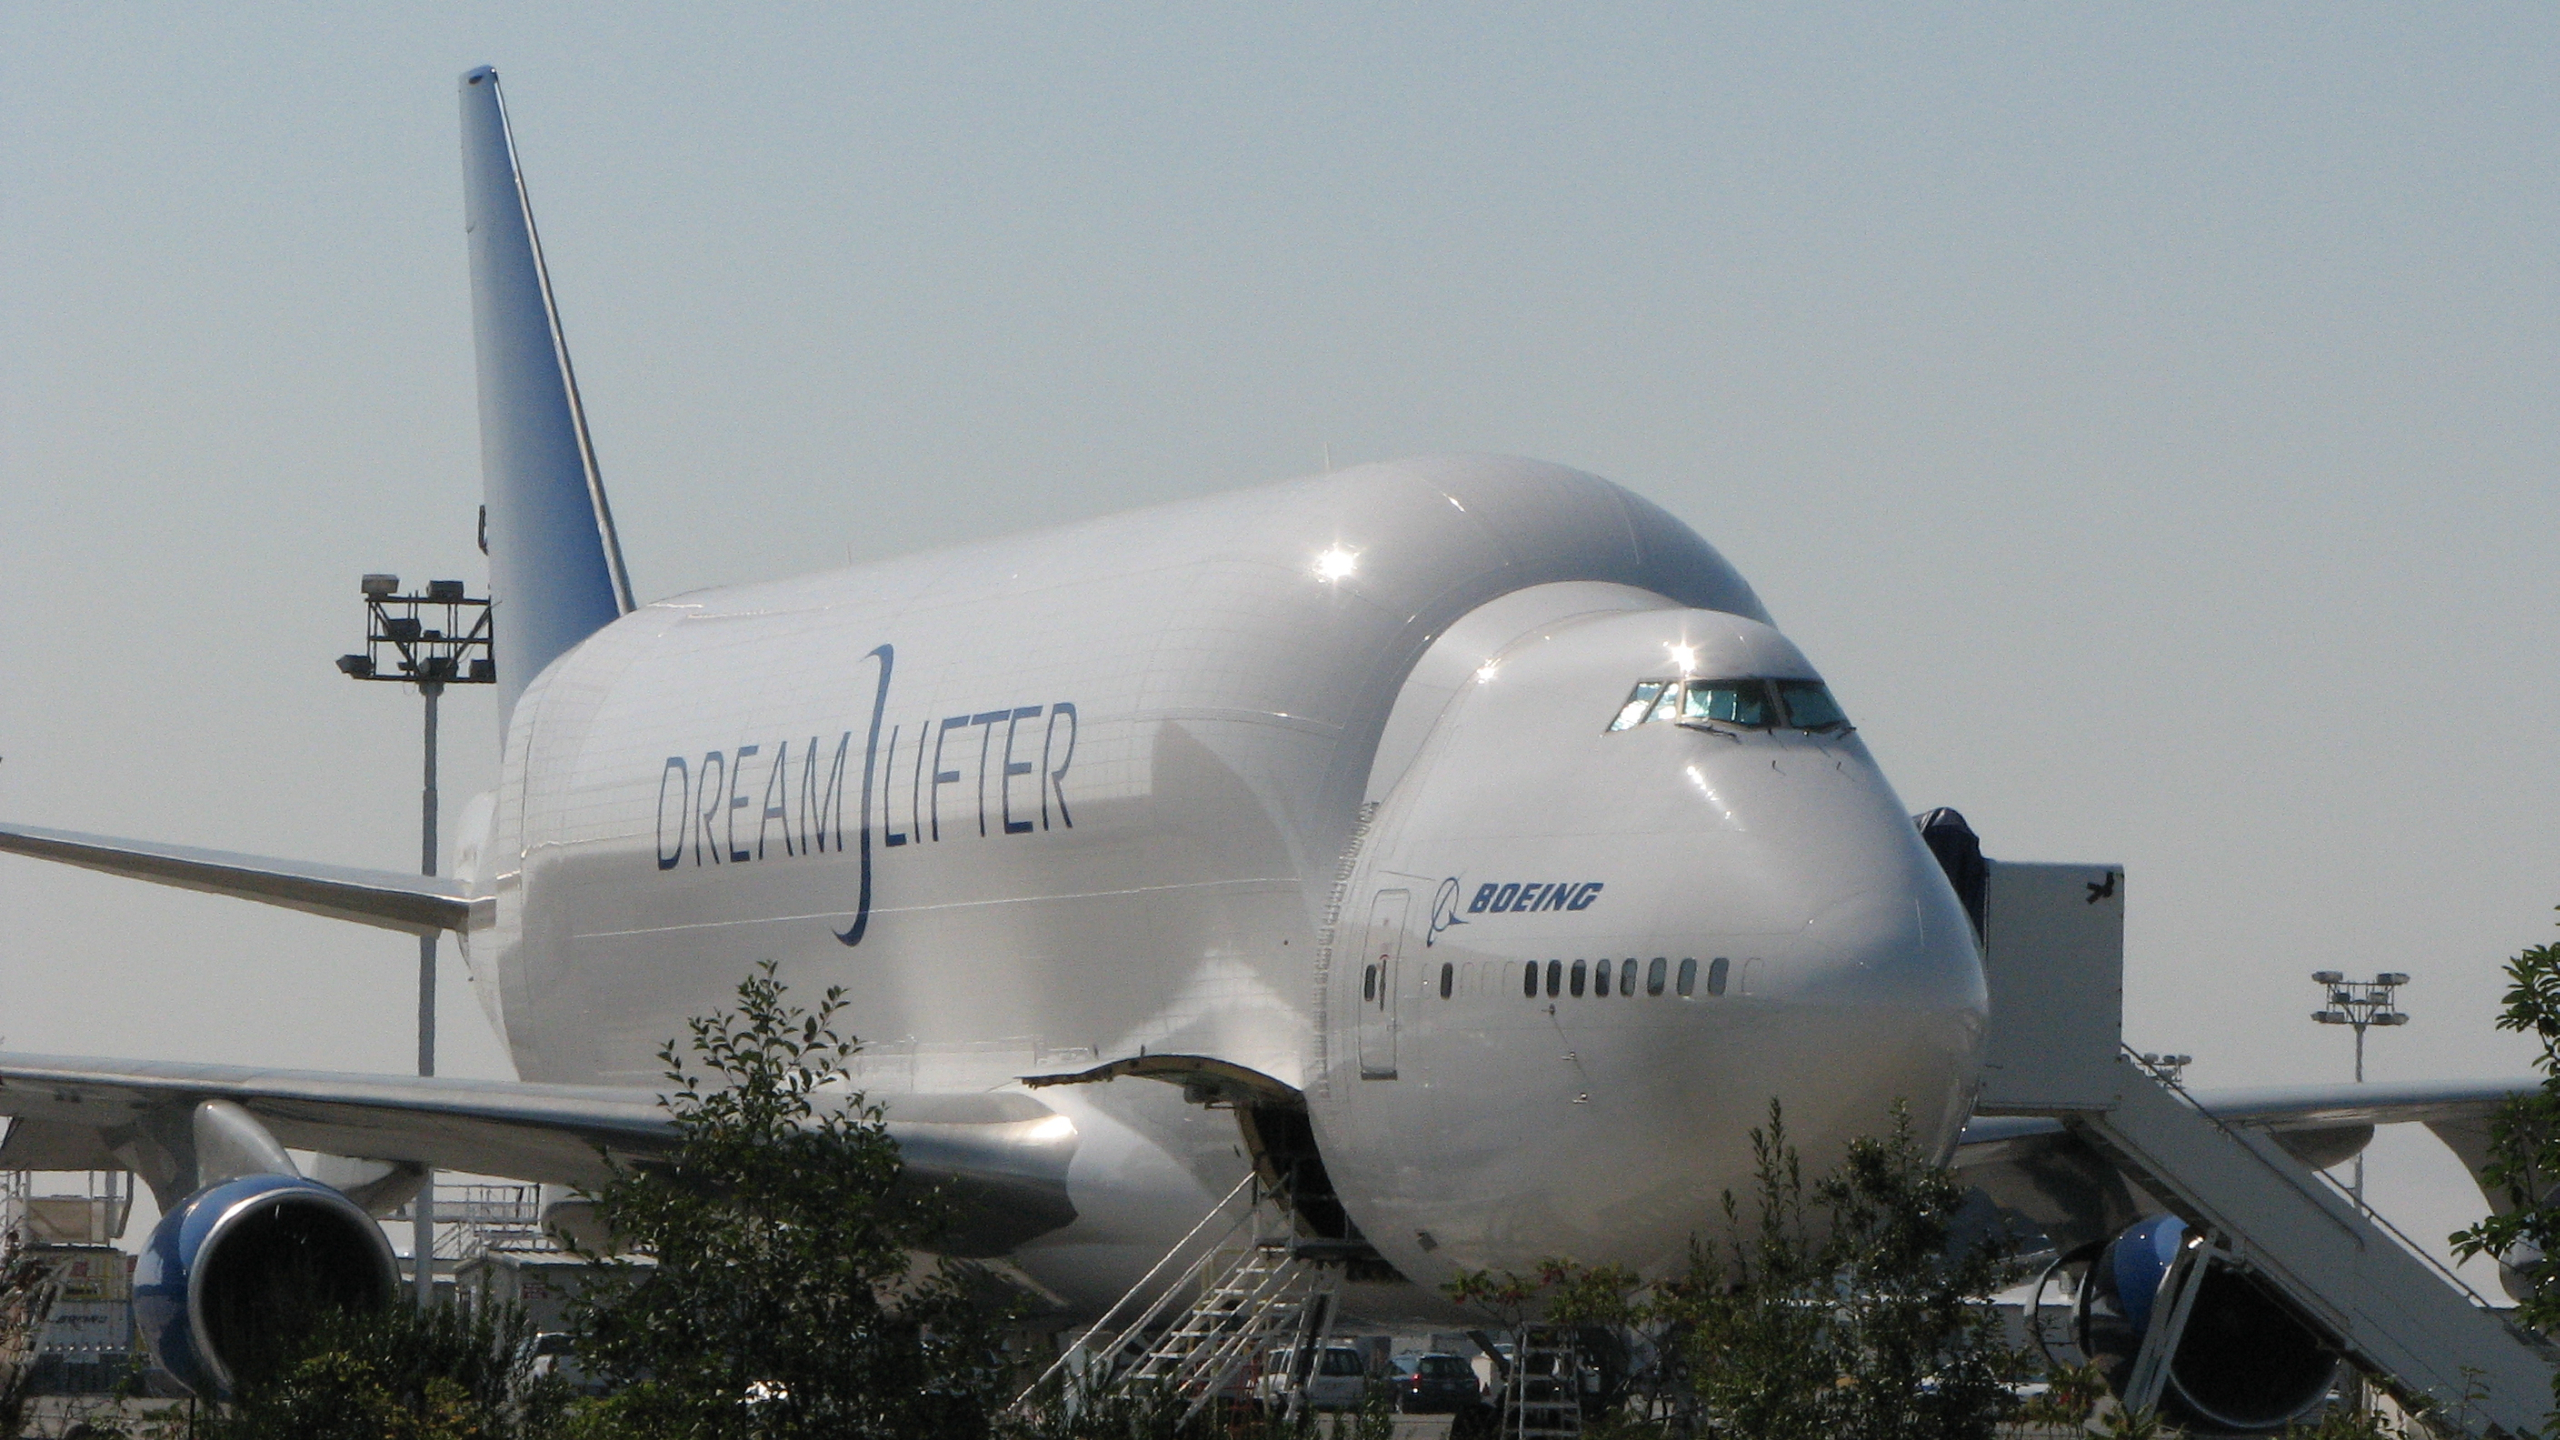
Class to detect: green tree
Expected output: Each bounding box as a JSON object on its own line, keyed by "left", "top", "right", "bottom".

{"left": 0, "top": 1231, "right": 62, "bottom": 1438}
{"left": 565, "top": 961, "right": 1008, "bottom": 1439}
{"left": 201, "top": 1298, "right": 566, "bottom": 1440}
{"left": 1451, "top": 1102, "right": 2025, "bottom": 1440}
{"left": 2450, "top": 910, "right": 2560, "bottom": 1400}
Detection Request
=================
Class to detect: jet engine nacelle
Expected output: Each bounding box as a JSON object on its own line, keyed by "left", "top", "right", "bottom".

{"left": 133, "top": 1174, "right": 399, "bottom": 1397}
{"left": 2076, "top": 1215, "right": 2339, "bottom": 1433}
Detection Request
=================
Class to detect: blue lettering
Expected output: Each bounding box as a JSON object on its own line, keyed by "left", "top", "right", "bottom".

{"left": 695, "top": 751, "right": 725, "bottom": 865}
{"left": 803, "top": 733, "right": 849, "bottom": 853}
{"left": 727, "top": 744, "right": 760, "bottom": 862}
{"left": 1491, "top": 883, "right": 1520, "bottom": 912}
{"left": 1041, "top": 702, "right": 1078, "bottom": 830}
{"left": 758, "top": 740, "right": 790, "bottom": 858}
{"left": 1000, "top": 705, "right": 1042, "bottom": 835}
{"left": 1568, "top": 882, "right": 1603, "bottom": 911}
{"left": 1469, "top": 884, "right": 1497, "bottom": 914}
{"left": 970, "top": 709, "right": 1010, "bottom": 838}
{"left": 832, "top": 642, "right": 895, "bottom": 946}
{"left": 655, "top": 757, "right": 689, "bottom": 870}
{"left": 882, "top": 725, "right": 905, "bottom": 846}
{"left": 931, "top": 715, "right": 969, "bottom": 842}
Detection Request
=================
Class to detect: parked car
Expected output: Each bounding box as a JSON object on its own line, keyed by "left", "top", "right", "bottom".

{"left": 1251, "top": 1344, "right": 1372, "bottom": 1412}
{"left": 527, "top": 1331, "right": 606, "bottom": 1396}
{"left": 1388, "top": 1351, "right": 1484, "bottom": 1413}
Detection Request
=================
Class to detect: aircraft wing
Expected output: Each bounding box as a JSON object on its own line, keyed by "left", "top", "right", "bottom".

{"left": 0, "top": 1051, "right": 1076, "bottom": 1257}
{"left": 0, "top": 822, "right": 477, "bottom": 936}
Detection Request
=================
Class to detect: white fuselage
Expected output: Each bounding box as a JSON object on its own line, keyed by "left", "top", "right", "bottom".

{"left": 452, "top": 454, "right": 1988, "bottom": 1315}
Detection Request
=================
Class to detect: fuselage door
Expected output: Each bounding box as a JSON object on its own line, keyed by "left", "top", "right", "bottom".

{"left": 1359, "top": 889, "right": 1408, "bottom": 1079}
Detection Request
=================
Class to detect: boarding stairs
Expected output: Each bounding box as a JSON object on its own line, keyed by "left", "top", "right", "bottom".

{"left": 1979, "top": 862, "right": 2557, "bottom": 1438}
{"left": 1501, "top": 1326, "right": 1584, "bottom": 1439}
{"left": 1014, "top": 1175, "right": 1347, "bottom": 1426}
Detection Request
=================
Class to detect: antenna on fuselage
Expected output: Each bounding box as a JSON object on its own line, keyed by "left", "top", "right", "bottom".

{"left": 458, "top": 65, "right": 636, "bottom": 732}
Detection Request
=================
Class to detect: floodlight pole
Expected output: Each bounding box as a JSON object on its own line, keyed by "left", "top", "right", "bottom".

{"left": 2308, "top": 970, "right": 2411, "bottom": 1212}
{"left": 337, "top": 576, "right": 494, "bottom": 1308}
{"left": 415, "top": 678, "right": 440, "bottom": 1308}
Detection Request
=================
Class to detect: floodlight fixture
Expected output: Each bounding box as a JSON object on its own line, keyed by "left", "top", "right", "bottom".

{"left": 361, "top": 573, "right": 401, "bottom": 598}
{"left": 2138, "top": 1052, "right": 2193, "bottom": 1084}
{"left": 2311, "top": 970, "right": 2345, "bottom": 984}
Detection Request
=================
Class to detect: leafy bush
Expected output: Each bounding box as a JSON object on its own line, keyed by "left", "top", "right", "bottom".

{"left": 1451, "top": 1102, "right": 2026, "bottom": 1440}
{"left": 561, "top": 961, "right": 1010, "bottom": 1439}
{"left": 2451, "top": 907, "right": 2560, "bottom": 1339}
{"left": 201, "top": 1299, "right": 565, "bottom": 1440}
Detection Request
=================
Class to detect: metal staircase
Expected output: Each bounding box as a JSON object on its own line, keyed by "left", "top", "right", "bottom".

{"left": 1977, "top": 861, "right": 2557, "bottom": 1438}
{"left": 1502, "top": 1326, "right": 1585, "bottom": 1439}
{"left": 1129, "top": 1237, "right": 1340, "bottom": 1422}
{"left": 2077, "top": 1060, "right": 2554, "bottom": 1434}
{"left": 1013, "top": 1174, "right": 1351, "bottom": 1426}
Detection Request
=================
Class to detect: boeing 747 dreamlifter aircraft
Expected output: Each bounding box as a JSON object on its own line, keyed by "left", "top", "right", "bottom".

{"left": 0, "top": 70, "right": 2538, "bottom": 1429}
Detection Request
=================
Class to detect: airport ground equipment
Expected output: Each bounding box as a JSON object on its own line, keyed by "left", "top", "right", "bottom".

{"left": 1014, "top": 1175, "right": 1353, "bottom": 1425}
{"left": 1501, "top": 1326, "right": 1584, "bottom": 1439}
{"left": 1968, "top": 863, "right": 2555, "bottom": 1436}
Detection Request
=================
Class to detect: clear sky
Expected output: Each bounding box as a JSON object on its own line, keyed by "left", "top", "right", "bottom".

{"left": 2, "top": 6, "right": 2553, "bottom": 1280}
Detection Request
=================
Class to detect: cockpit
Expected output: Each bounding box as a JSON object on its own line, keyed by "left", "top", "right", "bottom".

{"left": 1606, "top": 677, "right": 1851, "bottom": 734}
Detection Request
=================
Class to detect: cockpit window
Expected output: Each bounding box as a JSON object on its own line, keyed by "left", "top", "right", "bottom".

{"left": 1681, "top": 682, "right": 1774, "bottom": 727}
{"left": 1610, "top": 682, "right": 1664, "bottom": 732}
{"left": 1773, "top": 680, "right": 1849, "bottom": 731}
{"left": 1607, "top": 678, "right": 1851, "bottom": 734}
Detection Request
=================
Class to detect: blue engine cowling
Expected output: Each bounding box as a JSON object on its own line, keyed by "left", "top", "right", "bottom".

{"left": 133, "top": 1173, "right": 399, "bottom": 1398}
{"left": 2075, "top": 1215, "right": 2339, "bottom": 1432}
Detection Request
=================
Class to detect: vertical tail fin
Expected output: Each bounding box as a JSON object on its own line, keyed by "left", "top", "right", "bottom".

{"left": 459, "top": 66, "right": 635, "bottom": 729}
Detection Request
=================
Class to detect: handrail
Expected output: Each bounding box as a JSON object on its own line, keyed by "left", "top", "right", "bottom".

{"left": 1013, "top": 1171, "right": 1259, "bottom": 1409}
{"left": 2122, "top": 1044, "right": 2365, "bottom": 1217}
{"left": 2304, "top": 1165, "right": 2504, "bottom": 1315}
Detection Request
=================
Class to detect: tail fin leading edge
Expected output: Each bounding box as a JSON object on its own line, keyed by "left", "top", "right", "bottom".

{"left": 459, "top": 66, "right": 635, "bottom": 729}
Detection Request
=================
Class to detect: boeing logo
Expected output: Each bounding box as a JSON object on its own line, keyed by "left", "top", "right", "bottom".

{"left": 1423, "top": 878, "right": 1608, "bottom": 949}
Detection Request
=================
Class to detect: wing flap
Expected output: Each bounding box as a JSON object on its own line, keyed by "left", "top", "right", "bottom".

{"left": 0, "top": 823, "right": 478, "bottom": 936}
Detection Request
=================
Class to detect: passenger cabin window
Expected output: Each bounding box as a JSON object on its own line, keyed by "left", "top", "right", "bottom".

{"left": 1646, "top": 957, "right": 1666, "bottom": 996}
{"left": 1620, "top": 958, "right": 1637, "bottom": 996}
{"left": 1523, "top": 963, "right": 1538, "bottom": 998}
{"left": 1569, "top": 960, "right": 1587, "bottom": 997}
{"left": 1439, "top": 961, "right": 1454, "bottom": 999}
{"left": 1708, "top": 956, "right": 1730, "bottom": 996}
{"left": 1594, "top": 959, "right": 1610, "bottom": 996}
{"left": 1363, "top": 965, "right": 1377, "bottom": 1001}
{"left": 1676, "top": 957, "right": 1697, "bottom": 996}
{"left": 1606, "top": 677, "right": 1852, "bottom": 733}
{"left": 1546, "top": 959, "right": 1563, "bottom": 997}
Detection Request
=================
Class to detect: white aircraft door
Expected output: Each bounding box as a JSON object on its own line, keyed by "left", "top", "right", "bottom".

{"left": 1359, "top": 889, "right": 1409, "bottom": 1079}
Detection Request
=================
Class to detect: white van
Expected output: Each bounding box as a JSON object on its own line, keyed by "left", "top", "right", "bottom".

{"left": 1251, "top": 1344, "right": 1372, "bottom": 1412}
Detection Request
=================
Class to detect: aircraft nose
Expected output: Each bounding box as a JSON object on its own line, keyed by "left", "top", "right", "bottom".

{"left": 1676, "top": 746, "right": 1989, "bottom": 1157}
